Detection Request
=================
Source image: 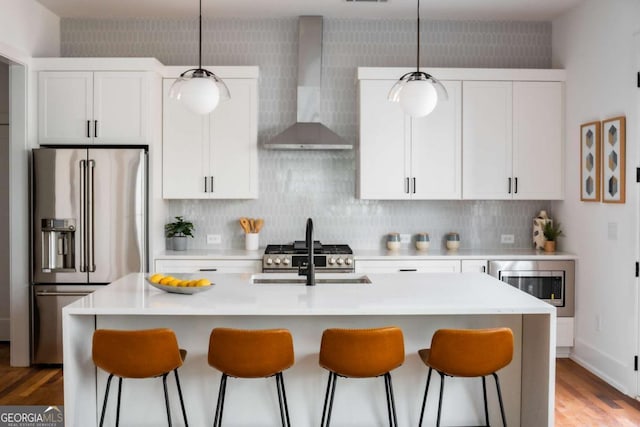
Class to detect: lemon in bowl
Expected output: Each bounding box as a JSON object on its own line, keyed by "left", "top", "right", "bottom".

{"left": 146, "top": 273, "right": 214, "bottom": 294}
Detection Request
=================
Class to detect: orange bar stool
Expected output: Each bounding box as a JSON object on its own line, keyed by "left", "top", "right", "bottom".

{"left": 318, "top": 327, "right": 405, "bottom": 427}
{"left": 417, "top": 327, "right": 514, "bottom": 427}
{"left": 92, "top": 328, "right": 188, "bottom": 427}
{"left": 207, "top": 328, "right": 295, "bottom": 427}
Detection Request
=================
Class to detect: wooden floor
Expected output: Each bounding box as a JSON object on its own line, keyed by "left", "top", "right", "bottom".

{"left": 1, "top": 342, "right": 640, "bottom": 425}
{"left": 0, "top": 343, "right": 63, "bottom": 405}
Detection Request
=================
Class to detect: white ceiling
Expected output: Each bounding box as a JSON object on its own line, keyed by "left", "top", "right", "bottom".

{"left": 36, "top": 0, "right": 585, "bottom": 21}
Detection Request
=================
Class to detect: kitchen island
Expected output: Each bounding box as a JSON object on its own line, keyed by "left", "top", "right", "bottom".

{"left": 63, "top": 272, "right": 555, "bottom": 427}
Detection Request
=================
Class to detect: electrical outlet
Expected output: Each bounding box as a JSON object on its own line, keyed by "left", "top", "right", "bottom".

{"left": 400, "top": 234, "right": 411, "bottom": 244}
{"left": 500, "top": 234, "right": 515, "bottom": 244}
{"left": 207, "top": 234, "right": 222, "bottom": 245}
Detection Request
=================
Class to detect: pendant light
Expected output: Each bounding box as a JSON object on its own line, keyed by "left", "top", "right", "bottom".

{"left": 388, "top": 0, "right": 447, "bottom": 117}
{"left": 169, "top": 0, "right": 230, "bottom": 115}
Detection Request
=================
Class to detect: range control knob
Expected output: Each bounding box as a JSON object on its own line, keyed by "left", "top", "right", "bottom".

{"left": 345, "top": 258, "right": 353, "bottom": 266}
{"left": 266, "top": 258, "right": 273, "bottom": 265}
{"left": 283, "top": 258, "right": 290, "bottom": 266}
{"left": 274, "top": 258, "right": 281, "bottom": 265}
{"left": 336, "top": 258, "right": 344, "bottom": 265}
{"left": 328, "top": 258, "right": 336, "bottom": 265}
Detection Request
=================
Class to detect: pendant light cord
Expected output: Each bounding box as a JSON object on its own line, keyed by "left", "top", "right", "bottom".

{"left": 198, "top": 0, "right": 203, "bottom": 69}
{"left": 416, "top": 0, "right": 420, "bottom": 72}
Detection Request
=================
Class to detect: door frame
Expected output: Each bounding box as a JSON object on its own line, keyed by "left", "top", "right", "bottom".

{"left": 0, "top": 43, "right": 30, "bottom": 366}
{"left": 634, "top": 30, "right": 640, "bottom": 399}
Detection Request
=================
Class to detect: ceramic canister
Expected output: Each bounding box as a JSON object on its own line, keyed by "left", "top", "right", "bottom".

{"left": 415, "top": 233, "right": 430, "bottom": 251}
{"left": 387, "top": 232, "right": 401, "bottom": 251}
{"left": 446, "top": 232, "right": 460, "bottom": 250}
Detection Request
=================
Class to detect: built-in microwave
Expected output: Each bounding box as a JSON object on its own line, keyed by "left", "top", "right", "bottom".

{"left": 488, "top": 260, "right": 575, "bottom": 317}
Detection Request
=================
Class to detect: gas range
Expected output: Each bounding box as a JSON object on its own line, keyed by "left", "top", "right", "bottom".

{"left": 262, "top": 241, "right": 355, "bottom": 273}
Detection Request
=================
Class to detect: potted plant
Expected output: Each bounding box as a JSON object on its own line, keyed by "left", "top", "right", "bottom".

{"left": 542, "top": 221, "right": 563, "bottom": 253}
{"left": 165, "top": 216, "right": 194, "bottom": 251}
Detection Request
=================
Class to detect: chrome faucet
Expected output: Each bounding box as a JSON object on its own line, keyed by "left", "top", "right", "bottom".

{"left": 298, "top": 218, "right": 315, "bottom": 286}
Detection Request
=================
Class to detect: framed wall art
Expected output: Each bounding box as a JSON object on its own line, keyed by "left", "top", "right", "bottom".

{"left": 580, "top": 121, "right": 601, "bottom": 202}
{"left": 601, "top": 116, "right": 626, "bottom": 204}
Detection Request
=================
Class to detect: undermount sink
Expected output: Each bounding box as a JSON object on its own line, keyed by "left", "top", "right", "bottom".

{"left": 251, "top": 274, "right": 372, "bottom": 285}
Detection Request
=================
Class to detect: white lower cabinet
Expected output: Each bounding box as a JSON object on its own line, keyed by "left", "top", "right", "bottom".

{"left": 556, "top": 317, "right": 575, "bottom": 350}
{"left": 355, "top": 259, "right": 461, "bottom": 273}
{"left": 154, "top": 259, "right": 262, "bottom": 274}
{"left": 460, "top": 260, "right": 488, "bottom": 273}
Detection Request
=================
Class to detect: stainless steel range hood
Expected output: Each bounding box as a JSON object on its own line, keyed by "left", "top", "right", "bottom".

{"left": 264, "top": 16, "right": 352, "bottom": 150}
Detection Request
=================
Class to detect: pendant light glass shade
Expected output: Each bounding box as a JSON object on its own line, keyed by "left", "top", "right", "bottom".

{"left": 170, "top": 69, "right": 230, "bottom": 115}
{"left": 388, "top": 0, "right": 447, "bottom": 118}
{"left": 169, "top": 0, "right": 230, "bottom": 115}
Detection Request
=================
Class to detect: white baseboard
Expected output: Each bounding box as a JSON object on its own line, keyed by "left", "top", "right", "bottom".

{"left": 571, "top": 337, "right": 633, "bottom": 397}
{"left": 556, "top": 346, "right": 572, "bottom": 358}
{"left": 0, "top": 318, "right": 9, "bottom": 341}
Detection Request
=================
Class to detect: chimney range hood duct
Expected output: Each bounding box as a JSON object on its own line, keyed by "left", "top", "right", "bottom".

{"left": 264, "top": 16, "right": 352, "bottom": 150}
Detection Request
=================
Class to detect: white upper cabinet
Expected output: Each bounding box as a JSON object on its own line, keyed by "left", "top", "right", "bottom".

{"left": 462, "top": 81, "right": 513, "bottom": 199}
{"left": 411, "top": 81, "right": 462, "bottom": 199}
{"left": 38, "top": 71, "right": 149, "bottom": 145}
{"left": 358, "top": 79, "right": 462, "bottom": 200}
{"left": 162, "top": 77, "right": 258, "bottom": 199}
{"left": 512, "top": 82, "right": 564, "bottom": 199}
{"left": 462, "top": 80, "right": 564, "bottom": 200}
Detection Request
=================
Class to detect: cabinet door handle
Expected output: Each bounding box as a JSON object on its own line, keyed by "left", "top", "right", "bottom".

{"left": 399, "top": 269, "right": 417, "bottom": 272}
{"left": 199, "top": 268, "right": 217, "bottom": 272}
{"left": 514, "top": 177, "right": 518, "bottom": 194}
{"left": 405, "top": 177, "right": 410, "bottom": 194}
{"left": 86, "top": 120, "right": 91, "bottom": 138}
{"left": 204, "top": 176, "right": 208, "bottom": 193}
{"left": 508, "top": 177, "right": 512, "bottom": 194}
{"left": 94, "top": 120, "right": 98, "bottom": 138}
{"left": 413, "top": 177, "right": 416, "bottom": 194}
{"left": 210, "top": 176, "right": 214, "bottom": 192}
{"left": 482, "top": 266, "right": 486, "bottom": 273}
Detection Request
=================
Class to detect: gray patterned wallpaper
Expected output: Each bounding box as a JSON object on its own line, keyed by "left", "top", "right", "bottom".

{"left": 61, "top": 18, "right": 552, "bottom": 250}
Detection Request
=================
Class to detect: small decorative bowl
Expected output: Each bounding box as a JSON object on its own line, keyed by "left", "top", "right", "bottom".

{"left": 146, "top": 274, "right": 214, "bottom": 295}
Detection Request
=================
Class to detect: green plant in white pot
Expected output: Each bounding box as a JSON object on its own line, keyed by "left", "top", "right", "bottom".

{"left": 165, "top": 216, "right": 194, "bottom": 251}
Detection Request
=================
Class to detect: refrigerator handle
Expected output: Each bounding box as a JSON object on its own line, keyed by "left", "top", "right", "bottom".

{"left": 79, "top": 160, "right": 87, "bottom": 273}
{"left": 88, "top": 159, "right": 96, "bottom": 272}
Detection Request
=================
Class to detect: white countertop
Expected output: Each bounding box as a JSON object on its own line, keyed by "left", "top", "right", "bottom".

{"left": 155, "top": 248, "right": 576, "bottom": 260}
{"left": 64, "top": 272, "right": 554, "bottom": 316}
{"left": 353, "top": 248, "right": 576, "bottom": 259}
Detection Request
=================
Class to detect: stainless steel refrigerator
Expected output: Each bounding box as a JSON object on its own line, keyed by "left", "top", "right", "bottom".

{"left": 31, "top": 147, "right": 147, "bottom": 364}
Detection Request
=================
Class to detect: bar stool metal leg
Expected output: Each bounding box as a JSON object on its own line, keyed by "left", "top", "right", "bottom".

{"left": 213, "top": 374, "right": 228, "bottom": 427}
{"left": 418, "top": 367, "right": 433, "bottom": 427}
{"left": 436, "top": 373, "right": 445, "bottom": 427}
{"left": 162, "top": 373, "right": 173, "bottom": 427}
{"left": 493, "top": 373, "right": 508, "bottom": 427}
{"left": 174, "top": 369, "right": 189, "bottom": 427}
{"left": 320, "top": 372, "right": 337, "bottom": 427}
{"left": 99, "top": 374, "right": 114, "bottom": 427}
{"left": 482, "top": 376, "right": 489, "bottom": 426}
{"left": 116, "top": 377, "right": 123, "bottom": 427}
{"left": 383, "top": 373, "right": 398, "bottom": 427}
{"left": 275, "top": 372, "right": 291, "bottom": 427}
